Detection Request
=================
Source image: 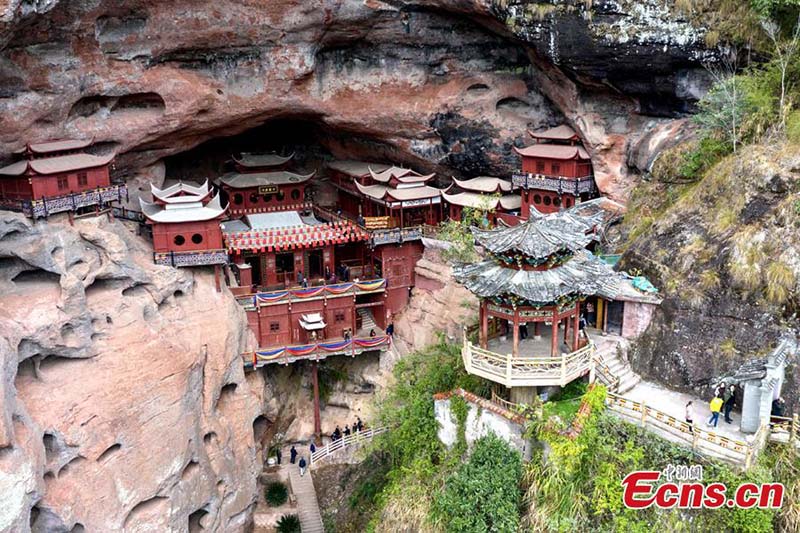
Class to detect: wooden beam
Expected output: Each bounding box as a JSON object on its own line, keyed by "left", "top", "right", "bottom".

{"left": 312, "top": 361, "right": 321, "bottom": 439}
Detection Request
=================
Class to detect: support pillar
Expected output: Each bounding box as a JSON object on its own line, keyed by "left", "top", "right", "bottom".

{"left": 533, "top": 321, "right": 540, "bottom": 337}
{"left": 573, "top": 302, "right": 581, "bottom": 350}
{"left": 512, "top": 310, "right": 520, "bottom": 357}
{"left": 480, "top": 300, "right": 489, "bottom": 349}
{"left": 550, "top": 313, "right": 558, "bottom": 357}
{"left": 214, "top": 264, "right": 222, "bottom": 293}
{"left": 312, "top": 361, "right": 321, "bottom": 440}
{"left": 563, "top": 316, "right": 569, "bottom": 343}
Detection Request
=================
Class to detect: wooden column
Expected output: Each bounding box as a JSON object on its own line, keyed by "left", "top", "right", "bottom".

{"left": 573, "top": 301, "right": 581, "bottom": 350}
{"left": 563, "top": 315, "right": 569, "bottom": 343}
{"left": 480, "top": 300, "right": 489, "bottom": 349}
{"left": 312, "top": 361, "right": 321, "bottom": 439}
{"left": 550, "top": 312, "right": 558, "bottom": 357}
{"left": 214, "top": 264, "right": 222, "bottom": 292}
{"left": 512, "top": 310, "right": 520, "bottom": 357}
{"left": 400, "top": 207, "right": 404, "bottom": 228}
{"left": 533, "top": 321, "right": 539, "bottom": 336}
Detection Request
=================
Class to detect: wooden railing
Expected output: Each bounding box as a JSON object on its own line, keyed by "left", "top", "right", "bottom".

{"left": 768, "top": 414, "right": 800, "bottom": 448}
{"left": 605, "top": 392, "right": 771, "bottom": 468}
{"left": 592, "top": 356, "right": 620, "bottom": 392}
{"left": 310, "top": 426, "right": 388, "bottom": 465}
{"left": 461, "top": 332, "right": 595, "bottom": 388}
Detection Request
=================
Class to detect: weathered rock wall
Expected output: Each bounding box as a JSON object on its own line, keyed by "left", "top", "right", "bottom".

{"left": 394, "top": 246, "right": 478, "bottom": 351}
{"left": 0, "top": 0, "right": 716, "bottom": 201}
{"left": 0, "top": 212, "right": 269, "bottom": 532}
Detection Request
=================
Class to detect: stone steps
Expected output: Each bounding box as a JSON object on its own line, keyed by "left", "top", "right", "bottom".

{"left": 286, "top": 462, "right": 324, "bottom": 533}
{"left": 596, "top": 348, "right": 640, "bottom": 394}
{"left": 357, "top": 307, "right": 377, "bottom": 332}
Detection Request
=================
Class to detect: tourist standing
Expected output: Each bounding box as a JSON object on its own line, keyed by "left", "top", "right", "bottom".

{"left": 299, "top": 457, "right": 307, "bottom": 477}
{"left": 356, "top": 417, "right": 364, "bottom": 432}
{"left": 586, "top": 301, "right": 596, "bottom": 327}
{"left": 344, "top": 426, "right": 351, "bottom": 437}
{"left": 275, "top": 447, "right": 282, "bottom": 465}
{"left": 290, "top": 445, "right": 297, "bottom": 464}
{"left": 685, "top": 401, "right": 694, "bottom": 434}
{"left": 723, "top": 384, "right": 735, "bottom": 424}
{"left": 386, "top": 322, "right": 394, "bottom": 338}
{"left": 708, "top": 396, "right": 723, "bottom": 428}
{"left": 310, "top": 442, "right": 316, "bottom": 455}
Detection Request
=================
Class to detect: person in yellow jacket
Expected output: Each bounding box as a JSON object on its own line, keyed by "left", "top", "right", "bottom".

{"left": 707, "top": 396, "right": 724, "bottom": 427}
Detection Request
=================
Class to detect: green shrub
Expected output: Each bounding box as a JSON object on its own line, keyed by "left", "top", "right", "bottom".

{"left": 276, "top": 513, "right": 301, "bottom": 533}
{"left": 431, "top": 434, "right": 523, "bottom": 532}
{"left": 265, "top": 481, "right": 289, "bottom": 507}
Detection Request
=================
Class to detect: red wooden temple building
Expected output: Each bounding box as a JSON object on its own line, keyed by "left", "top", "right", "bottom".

{"left": 139, "top": 180, "right": 229, "bottom": 268}
{"left": 441, "top": 176, "right": 521, "bottom": 224}
{"left": 0, "top": 139, "right": 124, "bottom": 218}
{"left": 512, "top": 125, "right": 597, "bottom": 216}
{"left": 217, "top": 170, "right": 314, "bottom": 217}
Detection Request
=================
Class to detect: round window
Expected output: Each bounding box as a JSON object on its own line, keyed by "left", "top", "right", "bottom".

{"left": 174, "top": 235, "right": 186, "bottom": 246}
{"left": 291, "top": 188, "right": 301, "bottom": 200}
{"left": 250, "top": 193, "right": 260, "bottom": 204}
{"left": 191, "top": 233, "right": 203, "bottom": 244}
{"left": 553, "top": 197, "right": 562, "bottom": 207}
{"left": 276, "top": 190, "right": 285, "bottom": 202}
{"left": 533, "top": 194, "right": 542, "bottom": 205}
{"left": 543, "top": 196, "right": 552, "bottom": 206}
{"left": 263, "top": 194, "right": 273, "bottom": 203}
{"left": 233, "top": 193, "right": 243, "bottom": 205}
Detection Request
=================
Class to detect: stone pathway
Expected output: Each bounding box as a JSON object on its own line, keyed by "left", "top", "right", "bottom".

{"left": 283, "top": 454, "right": 324, "bottom": 533}
{"left": 624, "top": 380, "right": 747, "bottom": 443}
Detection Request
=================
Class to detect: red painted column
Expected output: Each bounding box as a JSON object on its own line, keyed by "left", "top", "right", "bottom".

{"left": 563, "top": 314, "right": 569, "bottom": 343}
{"left": 550, "top": 310, "right": 558, "bottom": 357}
{"left": 512, "top": 310, "right": 520, "bottom": 357}
{"left": 312, "top": 361, "right": 321, "bottom": 439}
{"left": 480, "top": 300, "right": 489, "bottom": 349}
{"left": 573, "top": 301, "right": 581, "bottom": 350}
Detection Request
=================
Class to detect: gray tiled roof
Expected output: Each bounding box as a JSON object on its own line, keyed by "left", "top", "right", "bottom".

{"left": 453, "top": 250, "right": 624, "bottom": 302}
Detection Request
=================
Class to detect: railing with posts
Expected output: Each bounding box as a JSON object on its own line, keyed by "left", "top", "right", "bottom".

{"left": 592, "top": 356, "right": 620, "bottom": 392}
{"left": 605, "top": 392, "right": 771, "bottom": 468}
{"left": 511, "top": 173, "right": 595, "bottom": 195}
{"left": 153, "top": 249, "right": 228, "bottom": 267}
{"left": 768, "top": 414, "right": 800, "bottom": 448}
{"left": 314, "top": 205, "right": 424, "bottom": 246}
{"left": 461, "top": 332, "right": 595, "bottom": 388}
{"left": 310, "top": 426, "right": 388, "bottom": 465}
{"left": 1, "top": 184, "right": 127, "bottom": 219}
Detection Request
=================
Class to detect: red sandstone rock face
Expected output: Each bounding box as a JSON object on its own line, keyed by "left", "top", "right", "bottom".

{"left": 0, "top": 212, "right": 268, "bottom": 531}
{"left": 0, "top": 0, "right": 713, "bottom": 201}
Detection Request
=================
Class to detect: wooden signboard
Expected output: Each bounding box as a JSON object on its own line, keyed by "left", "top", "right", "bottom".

{"left": 258, "top": 185, "right": 279, "bottom": 194}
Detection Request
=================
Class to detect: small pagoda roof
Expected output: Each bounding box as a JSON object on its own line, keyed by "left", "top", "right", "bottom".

{"left": 218, "top": 170, "right": 315, "bottom": 189}
{"left": 233, "top": 152, "right": 294, "bottom": 168}
{"left": 139, "top": 193, "right": 227, "bottom": 223}
{"left": 442, "top": 190, "right": 521, "bottom": 211}
{"left": 471, "top": 208, "right": 603, "bottom": 259}
{"left": 327, "top": 160, "right": 391, "bottom": 178}
{"left": 563, "top": 197, "right": 626, "bottom": 224}
{"left": 151, "top": 179, "right": 211, "bottom": 203}
{"left": 368, "top": 166, "right": 435, "bottom": 184}
{"left": 451, "top": 176, "right": 512, "bottom": 193}
{"left": 454, "top": 249, "right": 624, "bottom": 303}
{"left": 14, "top": 139, "right": 94, "bottom": 155}
{"left": 300, "top": 313, "right": 326, "bottom": 331}
{"left": 355, "top": 180, "right": 441, "bottom": 202}
{"left": 513, "top": 144, "right": 589, "bottom": 160}
{"left": 528, "top": 125, "right": 580, "bottom": 142}
{"left": 0, "top": 152, "right": 114, "bottom": 176}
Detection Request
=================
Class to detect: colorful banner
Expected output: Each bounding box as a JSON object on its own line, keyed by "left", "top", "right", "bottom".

{"left": 251, "top": 335, "right": 390, "bottom": 365}
{"left": 254, "top": 279, "right": 386, "bottom": 305}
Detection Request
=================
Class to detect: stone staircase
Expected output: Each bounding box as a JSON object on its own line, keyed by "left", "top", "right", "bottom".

{"left": 287, "top": 464, "right": 324, "bottom": 533}
{"left": 357, "top": 307, "right": 378, "bottom": 333}
{"left": 592, "top": 335, "right": 640, "bottom": 394}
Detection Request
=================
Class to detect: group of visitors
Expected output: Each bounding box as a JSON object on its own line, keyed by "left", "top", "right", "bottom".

{"left": 683, "top": 383, "right": 738, "bottom": 431}
{"left": 330, "top": 417, "right": 364, "bottom": 441}
{"left": 288, "top": 442, "right": 317, "bottom": 477}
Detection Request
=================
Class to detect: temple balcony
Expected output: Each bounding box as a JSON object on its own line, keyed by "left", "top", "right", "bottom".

{"left": 153, "top": 249, "right": 229, "bottom": 267}
{"left": 235, "top": 278, "right": 387, "bottom": 309}
{"left": 243, "top": 334, "right": 391, "bottom": 369}
{"left": 314, "top": 205, "right": 425, "bottom": 245}
{"left": 0, "top": 184, "right": 127, "bottom": 219}
{"left": 461, "top": 327, "right": 596, "bottom": 388}
{"left": 511, "top": 173, "right": 595, "bottom": 195}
